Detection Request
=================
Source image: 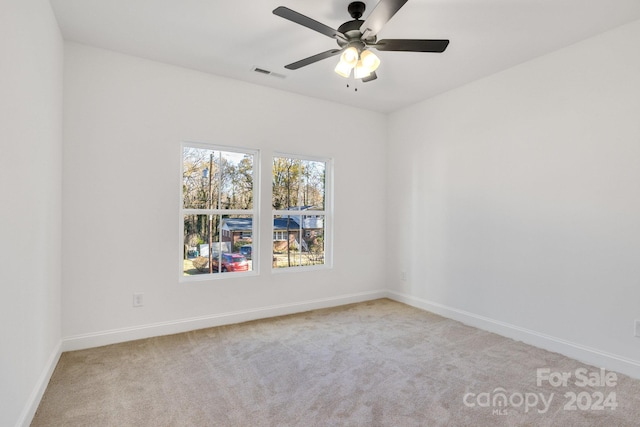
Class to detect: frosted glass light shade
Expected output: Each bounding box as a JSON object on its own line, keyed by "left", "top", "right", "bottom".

{"left": 334, "top": 60, "right": 353, "bottom": 78}
{"left": 360, "top": 50, "right": 380, "bottom": 72}
{"left": 353, "top": 60, "right": 372, "bottom": 79}
{"left": 334, "top": 46, "right": 359, "bottom": 78}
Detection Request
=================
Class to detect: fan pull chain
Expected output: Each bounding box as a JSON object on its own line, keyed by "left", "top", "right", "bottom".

{"left": 346, "top": 77, "right": 358, "bottom": 92}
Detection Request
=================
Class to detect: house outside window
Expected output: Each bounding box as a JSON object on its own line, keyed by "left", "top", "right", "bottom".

{"left": 272, "top": 154, "right": 331, "bottom": 270}
{"left": 181, "top": 143, "right": 257, "bottom": 279}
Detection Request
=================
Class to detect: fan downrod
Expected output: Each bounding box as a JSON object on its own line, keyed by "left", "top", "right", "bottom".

{"left": 348, "top": 1, "right": 366, "bottom": 20}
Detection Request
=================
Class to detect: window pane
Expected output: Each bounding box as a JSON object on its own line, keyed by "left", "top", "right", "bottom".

{"left": 272, "top": 157, "right": 325, "bottom": 210}
{"left": 183, "top": 147, "right": 253, "bottom": 210}
{"left": 221, "top": 151, "right": 254, "bottom": 210}
{"left": 222, "top": 215, "right": 253, "bottom": 272}
{"left": 183, "top": 214, "right": 220, "bottom": 275}
{"left": 272, "top": 214, "right": 325, "bottom": 268}
{"left": 221, "top": 215, "right": 253, "bottom": 273}
{"left": 183, "top": 214, "right": 253, "bottom": 275}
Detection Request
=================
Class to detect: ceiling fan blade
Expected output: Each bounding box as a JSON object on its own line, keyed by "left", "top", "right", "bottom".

{"left": 362, "top": 71, "right": 378, "bottom": 83}
{"left": 360, "top": 0, "right": 408, "bottom": 39}
{"left": 273, "top": 7, "right": 347, "bottom": 42}
{"left": 372, "top": 39, "right": 450, "bottom": 52}
{"left": 284, "top": 49, "right": 344, "bottom": 70}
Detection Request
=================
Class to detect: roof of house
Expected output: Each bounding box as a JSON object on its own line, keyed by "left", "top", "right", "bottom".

{"left": 221, "top": 218, "right": 252, "bottom": 231}
{"left": 222, "top": 217, "right": 300, "bottom": 231}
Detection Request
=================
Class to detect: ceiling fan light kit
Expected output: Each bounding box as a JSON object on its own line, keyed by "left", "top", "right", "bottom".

{"left": 334, "top": 45, "right": 379, "bottom": 79}
{"left": 273, "top": 0, "right": 449, "bottom": 83}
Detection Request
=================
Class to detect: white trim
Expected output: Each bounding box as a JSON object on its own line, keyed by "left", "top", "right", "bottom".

{"left": 17, "top": 342, "right": 62, "bottom": 427}
{"left": 61, "top": 290, "right": 387, "bottom": 352}
{"left": 272, "top": 151, "right": 329, "bottom": 163}
{"left": 182, "top": 209, "right": 257, "bottom": 216}
{"left": 386, "top": 290, "right": 640, "bottom": 380}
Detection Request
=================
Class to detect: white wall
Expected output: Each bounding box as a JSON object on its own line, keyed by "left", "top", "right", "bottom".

{"left": 61, "top": 43, "right": 387, "bottom": 347}
{"left": 387, "top": 19, "right": 640, "bottom": 377}
{"left": 0, "top": 0, "right": 63, "bottom": 425}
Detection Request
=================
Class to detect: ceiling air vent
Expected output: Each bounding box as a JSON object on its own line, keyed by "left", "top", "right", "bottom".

{"left": 251, "top": 66, "right": 286, "bottom": 79}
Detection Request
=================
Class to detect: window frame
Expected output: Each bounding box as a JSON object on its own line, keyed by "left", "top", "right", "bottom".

{"left": 273, "top": 231, "right": 287, "bottom": 241}
{"left": 180, "top": 141, "right": 259, "bottom": 282}
{"left": 271, "top": 152, "right": 333, "bottom": 273}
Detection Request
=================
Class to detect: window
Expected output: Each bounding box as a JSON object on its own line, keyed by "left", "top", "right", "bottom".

{"left": 272, "top": 154, "right": 331, "bottom": 269}
{"left": 181, "top": 143, "right": 257, "bottom": 278}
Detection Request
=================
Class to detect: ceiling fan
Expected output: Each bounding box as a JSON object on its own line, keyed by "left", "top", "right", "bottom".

{"left": 273, "top": 0, "right": 449, "bottom": 82}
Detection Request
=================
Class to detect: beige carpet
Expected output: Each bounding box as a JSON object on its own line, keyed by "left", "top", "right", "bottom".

{"left": 32, "top": 299, "right": 640, "bottom": 426}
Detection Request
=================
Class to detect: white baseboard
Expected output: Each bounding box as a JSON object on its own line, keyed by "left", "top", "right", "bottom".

{"left": 62, "top": 290, "right": 388, "bottom": 352}
{"left": 17, "top": 342, "right": 62, "bottom": 427}
{"left": 386, "top": 290, "right": 640, "bottom": 380}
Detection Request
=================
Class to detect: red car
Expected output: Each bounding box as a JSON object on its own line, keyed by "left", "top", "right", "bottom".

{"left": 211, "top": 253, "right": 249, "bottom": 272}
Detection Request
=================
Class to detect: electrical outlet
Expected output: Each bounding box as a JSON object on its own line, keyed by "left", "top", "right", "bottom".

{"left": 401, "top": 271, "right": 407, "bottom": 281}
{"left": 635, "top": 320, "right": 640, "bottom": 337}
{"left": 133, "top": 293, "right": 144, "bottom": 307}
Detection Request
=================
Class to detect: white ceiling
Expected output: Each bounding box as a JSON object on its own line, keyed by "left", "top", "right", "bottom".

{"left": 50, "top": 0, "right": 640, "bottom": 113}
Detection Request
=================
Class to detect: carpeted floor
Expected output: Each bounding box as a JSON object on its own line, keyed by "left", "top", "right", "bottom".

{"left": 32, "top": 299, "right": 640, "bottom": 426}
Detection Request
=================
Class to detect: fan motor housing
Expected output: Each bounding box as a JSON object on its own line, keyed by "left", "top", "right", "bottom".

{"left": 337, "top": 20, "right": 376, "bottom": 47}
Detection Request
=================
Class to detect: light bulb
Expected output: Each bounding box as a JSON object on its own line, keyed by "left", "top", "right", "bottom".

{"left": 340, "top": 47, "right": 359, "bottom": 67}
